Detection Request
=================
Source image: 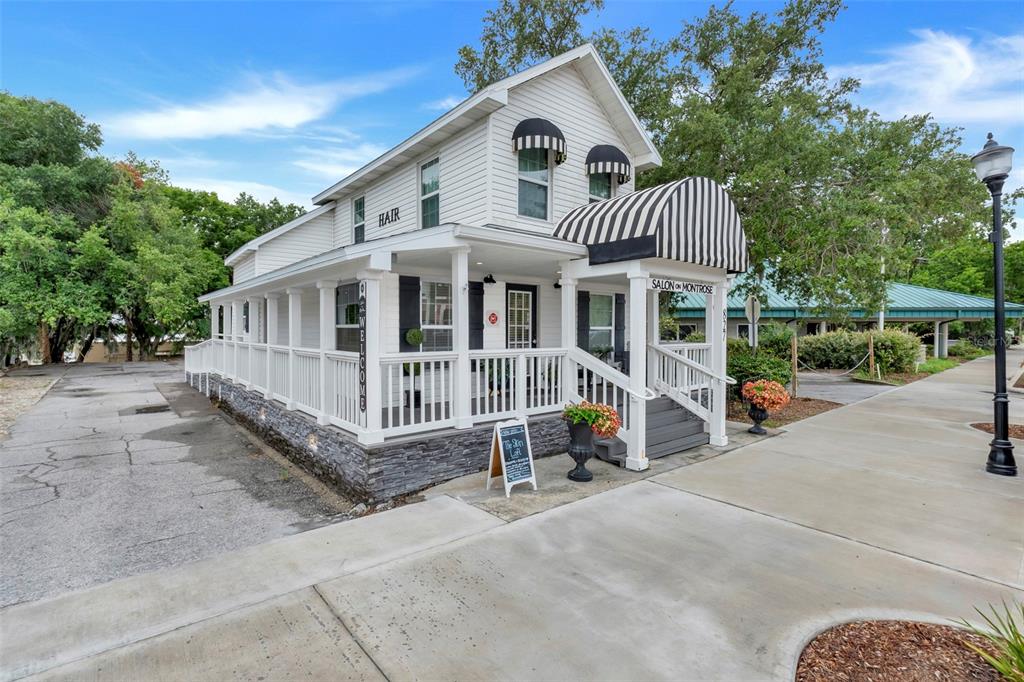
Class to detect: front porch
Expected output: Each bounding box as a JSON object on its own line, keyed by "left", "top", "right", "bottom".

{"left": 185, "top": 224, "right": 733, "bottom": 475}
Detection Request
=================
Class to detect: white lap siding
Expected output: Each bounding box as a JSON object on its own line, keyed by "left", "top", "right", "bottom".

{"left": 256, "top": 209, "right": 334, "bottom": 275}
{"left": 488, "top": 63, "right": 636, "bottom": 234}
{"left": 333, "top": 199, "right": 353, "bottom": 248}
{"left": 232, "top": 253, "right": 256, "bottom": 283}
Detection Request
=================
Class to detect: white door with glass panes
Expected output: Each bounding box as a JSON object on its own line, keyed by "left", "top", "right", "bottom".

{"left": 507, "top": 290, "right": 534, "bottom": 349}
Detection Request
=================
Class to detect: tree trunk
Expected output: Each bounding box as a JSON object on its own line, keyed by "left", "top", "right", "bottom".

{"left": 38, "top": 322, "right": 52, "bottom": 364}
{"left": 125, "top": 325, "right": 133, "bottom": 362}
{"left": 78, "top": 330, "right": 96, "bottom": 363}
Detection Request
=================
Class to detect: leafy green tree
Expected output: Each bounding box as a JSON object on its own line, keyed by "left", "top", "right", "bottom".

{"left": 0, "top": 93, "right": 102, "bottom": 167}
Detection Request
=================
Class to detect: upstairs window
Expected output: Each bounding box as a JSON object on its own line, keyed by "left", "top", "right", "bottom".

{"left": 420, "top": 158, "right": 440, "bottom": 228}
{"left": 518, "top": 148, "right": 549, "bottom": 219}
{"left": 420, "top": 281, "right": 452, "bottom": 351}
{"left": 589, "top": 173, "right": 612, "bottom": 204}
{"left": 352, "top": 196, "right": 365, "bottom": 244}
{"left": 335, "top": 283, "right": 360, "bottom": 352}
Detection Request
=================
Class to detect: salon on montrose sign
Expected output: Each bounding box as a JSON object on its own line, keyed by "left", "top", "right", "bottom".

{"left": 648, "top": 278, "right": 715, "bottom": 295}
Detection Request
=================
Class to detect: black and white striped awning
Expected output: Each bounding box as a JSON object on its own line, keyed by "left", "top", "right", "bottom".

{"left": 554, "top": 178, "right": 749, "bottom": 273}
{"left": 585, "top": 145, "right": 631, "bottom": 182}
{"left": 511, "top": 118, "right": 566, "bottom": 164}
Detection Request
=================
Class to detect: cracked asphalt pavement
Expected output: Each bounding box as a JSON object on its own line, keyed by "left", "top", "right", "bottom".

{"left": 0, "top": 361, "right": 350, "bottom": 608}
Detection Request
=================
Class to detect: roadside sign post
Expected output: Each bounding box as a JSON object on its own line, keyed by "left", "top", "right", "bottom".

{"left": 745, "top": 296, "right": 761, "bottom": 351}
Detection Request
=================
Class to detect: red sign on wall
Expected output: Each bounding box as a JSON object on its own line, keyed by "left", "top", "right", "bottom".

{"left": 487, "top": 311, "right": 499, "bottom": 326}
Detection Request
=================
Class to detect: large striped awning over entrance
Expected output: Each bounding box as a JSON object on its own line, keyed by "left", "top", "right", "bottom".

{"left": 554, "top": 177, "right": 749, "bottom": 273}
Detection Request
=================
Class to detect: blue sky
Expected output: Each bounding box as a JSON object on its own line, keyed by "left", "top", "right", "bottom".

{"left": 2, "top": 1, "right": 1022, "bottom": 210}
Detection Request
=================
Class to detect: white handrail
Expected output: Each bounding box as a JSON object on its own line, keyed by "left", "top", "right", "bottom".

{"left": 568, "top": 348, "right": 657, "bottom": 401}
{"left": 649, "top": 344, "right": 736, "bottom": 385}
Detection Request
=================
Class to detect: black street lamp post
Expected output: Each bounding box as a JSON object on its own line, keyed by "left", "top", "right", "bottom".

{"left": 971, "top": 133, "right": 1017, "bottom": 477}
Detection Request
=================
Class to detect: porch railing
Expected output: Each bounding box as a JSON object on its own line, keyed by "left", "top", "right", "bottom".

{"left": 649, "top": 344, "right": 734, "bottom": 421}
{"left": 186, "top": 339, "right": 572, "bottom": 442}
{"left": 660, "top": 341, "right": 711, "bottom": 369}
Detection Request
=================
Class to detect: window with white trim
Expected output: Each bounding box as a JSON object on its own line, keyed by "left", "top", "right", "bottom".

{"left": 589, "top": 173, "right": 612, "bottom": 204}
{"left": 352, "top": 196, "right": 365, "bottom": 244}
{"left": 335, "top": 283, "right": 360, "bottom": 352}
{"left": 518, "top": 148, "right": 549, "bottom": 219}
{"left": 588, "top": 293, "right": 614, "bottom": 353}
{"left": 242, "top": 302, "right": 250, "bottom": 334}
{"left": 420, "top": 158, "right": 439, "bottom": 228}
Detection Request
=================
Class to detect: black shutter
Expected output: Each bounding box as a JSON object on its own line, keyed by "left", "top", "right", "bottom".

{"left": 577, "top": 290, "right": 590, "bottom": 351}
{"left": 613, "top": 293, "right": 625, "bottom": 367}
{"left": 468, "top": 281, "right": 484, "bottom": 350}
{"left": 399, "top": 275, "right": 420, "bottom": 352}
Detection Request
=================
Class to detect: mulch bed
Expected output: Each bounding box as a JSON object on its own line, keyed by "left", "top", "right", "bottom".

{"left": 796, "top": 620, "right": 1000, "bottom": 682}
{"left": 971, "top": 422, "right": 1024, "bottom": 440}
{"left": 1014, "top": 372, "right": 1024, "bottom": 389}
{"left": 728, "top": 397, "right": 842, "bottom": 427}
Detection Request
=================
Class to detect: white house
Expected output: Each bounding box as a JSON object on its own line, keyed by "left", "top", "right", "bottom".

{"left": 184, "top": 44, "right": 749, "bottom": 501}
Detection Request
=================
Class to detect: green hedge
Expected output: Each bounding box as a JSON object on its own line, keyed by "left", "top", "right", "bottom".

{"left": 727, "top": 351, "right": 792, "bottom": 399}
{"left": 797, "top": 330, "right": 921, "bottom": 374}
{"left": 758, "top": 322, "right": 795, "bottom": 360}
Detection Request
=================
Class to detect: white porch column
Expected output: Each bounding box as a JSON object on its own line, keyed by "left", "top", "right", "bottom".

{"left": 817, "top": 321, "right": 827, "bottom": 335}
{"left": 210, "top": 302, "right": 219, "bottom": 341}
{"left": 647, "top": 288, "right": 660, "bottom": 388}
{"left": 231, "top": 299, "right": 243, "bottom": 380}
{"left": 265, "top": 293, "right": 279, "bottom": 399}
{"left": 286, "top": 288, "right": 302, "bottom": 410}
{"left": 247, "top": 295, "right": 261, "bottom": 388}
{"left": 626, "top": 273, "right": 649, "bottom": 472}
{"left": 316, "top": 280, "right": 337, "bottom": 425}
{"left": 707, "top": 278, "right": 730, "bottom": 447}
{"left": 359, "top": 271, "right": 384, "bottom": 443}
{"left": 559, "top": 274, "right": 578, "bottom": 403}
{"left": 451, "top": 248, "right": 473, "bottom": 428}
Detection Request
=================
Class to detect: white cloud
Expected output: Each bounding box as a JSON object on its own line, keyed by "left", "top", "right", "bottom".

{"left": 105, "top": 68, "right": 420, "bottom": 140}
{"left": 831, "top": 29, "right": 1024, "bottom": 125}
{"left": 293, "top": 142, "right": 389, "bottom": 179}
{"left": 422, "top": 95, "right": 463, "bottom": 112}
{"left": 173, "top": 176, "right": 312, "bottom": 209}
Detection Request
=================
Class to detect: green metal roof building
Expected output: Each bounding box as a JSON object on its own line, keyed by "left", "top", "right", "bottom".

{"left": 672, "top": 281, "right": 1024, "bottom": 357}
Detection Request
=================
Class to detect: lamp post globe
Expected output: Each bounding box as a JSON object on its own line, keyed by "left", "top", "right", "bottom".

{"left": 970, "top": 133, "right": 1017, "bottom": 477}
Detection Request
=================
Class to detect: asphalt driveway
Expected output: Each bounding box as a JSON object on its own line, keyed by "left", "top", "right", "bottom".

{"left": 0, "top": 361, "right": 349, "bottom": 608}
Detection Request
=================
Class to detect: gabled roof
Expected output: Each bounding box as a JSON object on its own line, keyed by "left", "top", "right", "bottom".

{"left": 310, "top": 43, "right": 662, "bottom": 205}
{"left": 673, "top": 280, "right": 1024, "bottom": 320}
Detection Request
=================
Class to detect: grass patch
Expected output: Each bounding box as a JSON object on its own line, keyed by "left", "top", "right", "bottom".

{"left": 917, "top": 357, "right": 958, "bottom": 374}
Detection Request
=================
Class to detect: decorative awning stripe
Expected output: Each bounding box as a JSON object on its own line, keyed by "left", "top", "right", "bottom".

{"left": 585, "top": 145, "right": 631, "bottom": 182}
{"left": 511, "top": 118, "right": 567, "bottom": 164}
{"left": 553, "top": 177, "right": 749, "bottom": 273}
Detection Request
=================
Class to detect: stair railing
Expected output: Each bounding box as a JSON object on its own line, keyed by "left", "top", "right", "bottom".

{"left": 566, "top": 347, "right": 656, "bottom": 455}
{"left": 648, "top": 344, "right": 735, "bottom": 421}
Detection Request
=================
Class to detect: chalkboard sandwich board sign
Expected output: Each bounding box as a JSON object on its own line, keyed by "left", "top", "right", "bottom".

{"left": 486, "top": 418, "right": 537, "bottom": 497}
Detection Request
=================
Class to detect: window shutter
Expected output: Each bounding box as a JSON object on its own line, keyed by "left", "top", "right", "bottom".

{"left": 576, "top": 290, "right": 590, "bottom": 351}
{"left": 468, "top": 281, "right": 484, "bottom": 350}
{"left": 399, "top": 275, "right": 420, "bottom": 352}
{"left": 614, "top": 293, "right": 626, "bottom": 372}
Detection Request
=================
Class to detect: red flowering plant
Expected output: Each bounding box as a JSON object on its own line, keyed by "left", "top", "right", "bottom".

{"left": 563, "top": 401, "right": 622, "bottom": 438}
{"left": 741, "top": 380, "right": 790, "bottom": 413}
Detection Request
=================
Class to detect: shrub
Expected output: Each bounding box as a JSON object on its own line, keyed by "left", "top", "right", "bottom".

{"left": 957, "top": 601, "right": 1024, "bottom": 682}
{"left": 727, "top": 351, "right": 792, "bottom": 399}
{"left": 757, "top": 322, "right": 795, "bottom": 360}
{"left": 869, "top": 329, "right": 920, "bottom": 374}
{"left": 948, "top": 341, "right": 989, "bottom": 360}
{"left": 682, "top": 331, "right": 705, "bottom": 343}
{"left": 798, "top": 329, "right": 921, "bottom": 374}
{"left": 727, "top": 337, "right": 750, "bottom": 358}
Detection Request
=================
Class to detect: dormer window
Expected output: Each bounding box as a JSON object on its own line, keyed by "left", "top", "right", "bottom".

{"left": 518, "top": 148, "right": 550, "bottom": 219}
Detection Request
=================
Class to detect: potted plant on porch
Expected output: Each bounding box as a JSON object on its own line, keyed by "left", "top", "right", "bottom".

{"left": 402, "top": 329, "right": 424, "bottom": 408}
{"left": 562, "top": 401, "right": 621, "bottom": 482}
{"left": 741, "top": 379, "right": 790, "bottom": 435}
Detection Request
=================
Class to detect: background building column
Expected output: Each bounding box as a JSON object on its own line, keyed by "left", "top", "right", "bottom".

{"left": 451, "top": 248, "right": 472, "bottom": 428}
{"left": 626, "top": 273, "right": 649, "bottom": 472}
{"left": 937, "top": 321, "right": 949, "bottom": 358}
{"left": 316, "top": 280, "right": 337, "bottom": 425}
{"left": 286, "top": 288, "right": 303, "bottom": 410}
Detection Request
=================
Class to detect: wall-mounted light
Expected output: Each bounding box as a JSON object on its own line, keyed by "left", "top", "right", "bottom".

{"left": 553, "top": 281, "right": 562, "bottom": 289}
{"left": 483, "top": 274, "right": 497, "bottom": 285}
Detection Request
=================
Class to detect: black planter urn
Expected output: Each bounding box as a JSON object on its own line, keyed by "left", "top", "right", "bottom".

{"left": 566, "top": 420, "right": 595, "bottom": 482}
{"left": 747, "top": 405, "right": 769, "bottom": 435}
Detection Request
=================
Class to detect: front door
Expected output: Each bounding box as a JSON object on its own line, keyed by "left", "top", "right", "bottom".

{"left": 506, "top": 285, "right": 537, "bottom": 349}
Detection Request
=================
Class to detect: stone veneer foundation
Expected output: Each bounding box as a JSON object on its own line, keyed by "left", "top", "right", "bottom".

{"left": 187, "top": 372, "right": 570, "bottom": 503}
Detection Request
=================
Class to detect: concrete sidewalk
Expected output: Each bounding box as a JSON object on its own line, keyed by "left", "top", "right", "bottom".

{"left": 2, "top": 355, "right": 1022, "bottom": 681}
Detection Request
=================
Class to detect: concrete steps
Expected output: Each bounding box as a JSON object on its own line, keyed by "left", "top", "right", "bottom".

{"left": 594, "top": 396, "right": 709, "bottom": 466}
